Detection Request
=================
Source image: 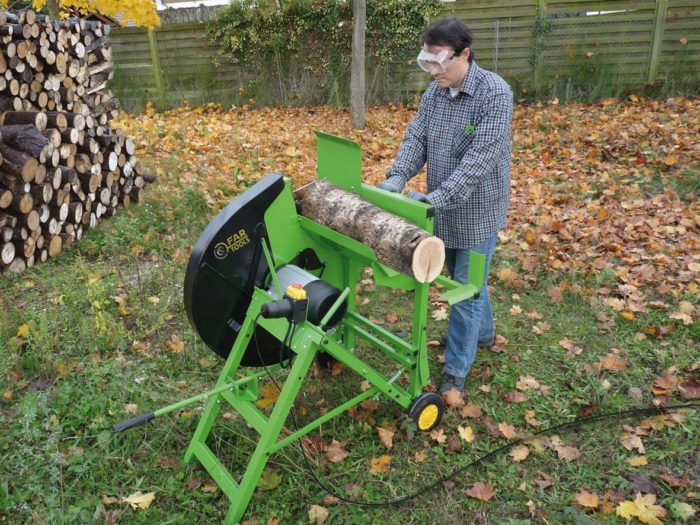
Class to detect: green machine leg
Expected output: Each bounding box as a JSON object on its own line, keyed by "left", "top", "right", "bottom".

{"left": 183, "top": 313, "right": 321, "bottom": 525}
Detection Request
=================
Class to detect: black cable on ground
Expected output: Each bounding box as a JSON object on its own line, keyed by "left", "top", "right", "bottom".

{"left": 287, "top": 401, "right": 700, "bottom": 525}
{"left": 251, "top": 317, "right": 700, "bottom": 517}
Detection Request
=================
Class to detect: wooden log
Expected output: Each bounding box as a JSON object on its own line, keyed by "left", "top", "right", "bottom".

{"left": 10, "top": 192, "right": 32, "bottom": 214}
{"left": 0, "top": 124, "right": 50, "bottom": 157}
{"left": 0, "top": 240, "right": 14, "bottom": 266}
{"left": 0, "top": 144, "right": 38, "bottom": 182}
{"left": 296, "top": 181, "right": 445, "bottom": 282}
{"left": 0, "top": 186, "right": 11, "bottom": 208}
{"left": 1, "top": 110, "right": 47, "bottom": 130}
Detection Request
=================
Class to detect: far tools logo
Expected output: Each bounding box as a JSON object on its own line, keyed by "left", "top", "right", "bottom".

{"left": 214, "top": 229, "right": 250, "bottom": 259}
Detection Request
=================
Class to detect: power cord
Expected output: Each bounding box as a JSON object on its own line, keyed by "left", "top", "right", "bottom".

{"left": 251, "top": 315, "right": 700, "bottom": 515}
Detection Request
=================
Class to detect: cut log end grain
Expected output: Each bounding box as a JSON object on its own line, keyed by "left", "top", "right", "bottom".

{"left": 412, "top": 236, "right": 445, "bottom": 283}
{"left": 296, "top": 180, "right": 445, "bottom": 283}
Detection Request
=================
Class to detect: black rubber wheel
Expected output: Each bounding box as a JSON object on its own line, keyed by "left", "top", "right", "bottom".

{"left": 408, "top": 392, "right": 445, "bottom": 432}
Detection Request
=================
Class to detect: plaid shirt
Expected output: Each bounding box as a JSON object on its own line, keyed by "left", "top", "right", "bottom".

{"left": 386, "top": 62, "right": 513, "bottom": 249}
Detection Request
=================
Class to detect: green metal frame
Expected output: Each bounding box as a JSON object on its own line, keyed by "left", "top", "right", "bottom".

{"left": 179, "top": 132, "right": 486, "bottom": 524}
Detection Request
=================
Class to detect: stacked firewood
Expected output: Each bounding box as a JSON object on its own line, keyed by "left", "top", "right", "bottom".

{"left": 0, "top": 9, "right": 153, "bottom": 274}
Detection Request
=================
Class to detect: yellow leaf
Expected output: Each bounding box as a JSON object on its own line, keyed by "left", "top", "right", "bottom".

{"left": 113, "top": 296, "right": 130, "bottom": 317}
{"left": 458, "top": 425, "right": 475, "bottom": 443}
{"left": 634, "top": 493, "right": 667, "bottom": 525}
{"left": 16, "top": 324, "right": 29, "bottom": 338}
{"left": 628, "top": 455, "right": 648, "bottom": 467}
{"left": 509, "top": 445, "right": 529, "bottom": 462}
{"left": 255, "top": 383, "right": 280, "bottom": 409}
{"left": 430, "top": 428, "right": 447, "bottom": 444}
{"left": 369, "top": 455, "right": 391, "bottom": 474}
{"left": 123, "top": 491, "right": 156, "bottom": 510}
{"left": 308, "top": 504, "right": 329, "bottom": 525}
{"left": 616, "top": 500, "right": 639, "bottom": 520}
{"left": 124, "top": 403, "right": 138, "bottom": 415}
{"left": 147, "top": 296, "right": 160, "bottom": 304}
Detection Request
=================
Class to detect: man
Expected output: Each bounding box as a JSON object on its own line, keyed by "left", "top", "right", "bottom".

{"left": 377, "top": 17, "right": 513, "bottom": 395}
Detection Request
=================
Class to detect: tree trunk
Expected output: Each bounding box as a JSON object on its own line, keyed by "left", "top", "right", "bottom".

{"left": 350, "top": 0, "right": 366, "bottom": 130}
{"left": 296, "top": 181, "right": 444, "bottom": 282}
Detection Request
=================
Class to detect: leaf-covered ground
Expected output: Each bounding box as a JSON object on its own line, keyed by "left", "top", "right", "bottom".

{"left": 1, "top": 98, "right": 698, "bottom": 525}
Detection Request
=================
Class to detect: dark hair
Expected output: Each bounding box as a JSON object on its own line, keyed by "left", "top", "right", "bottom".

{"left": 421, "top": 17, "right": 475, "bottom": 63}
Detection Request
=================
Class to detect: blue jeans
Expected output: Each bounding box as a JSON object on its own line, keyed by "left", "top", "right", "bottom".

{"left": 443, "top": 233, "right": 498, "bottom": 379}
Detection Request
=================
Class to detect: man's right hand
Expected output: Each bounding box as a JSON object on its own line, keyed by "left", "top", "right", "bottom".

{"left": 376, "top": 181, "right": 400, "bottom": 193}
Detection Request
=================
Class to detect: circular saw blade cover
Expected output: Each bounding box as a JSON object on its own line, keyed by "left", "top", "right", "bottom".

{"left": 184, "top": 173, "right": 289, "bottom": 364}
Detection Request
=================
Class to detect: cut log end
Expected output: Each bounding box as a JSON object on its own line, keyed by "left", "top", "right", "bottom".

{"left": 412, "top": 236, "right": 445, "bottom": 283}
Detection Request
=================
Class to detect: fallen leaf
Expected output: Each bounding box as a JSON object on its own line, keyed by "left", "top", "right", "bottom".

{"left": 670, "top": 501, "right": 696, "bottom": 522}
{"left": 460, "top": 404, "right": 483, "bottom": 418}
{"left": 16, "top": 323, "right": 29, "bottom": 337}
{"left": 555, "top": 445, "right": 581, "bottom": 461}
{"left": 369, "top": 455, "right": 391, "bottom": 474}
{"left": 113, "top": 296, "right": 130, "bottom": 317}
{"left": 377, "top": 427, "right": 394, "bottom": 449}
{"left": 621, "top": 434, "right": 646, "bottom": 454}
{"left": 414, "top": 449, "right": 427, "bottom": 463}
{"left": 574, "top": 489, "right": 600, "bottom": 509}
{"left": 465, "top": 482, "right": 495, "bottom": 501}
{"left": 122, "top": 491, "right": 155, "bottom": 510}
{"left": 308, "top": 504, "right": 329, "bottom": 525}
{"left": 597, "top": 352, "right": 627, "bottom": 372}
{"left": 442, "top": 388, "right": 464, "bottom": 409}
{"left": 498, "top": 422, "right": 518, "bottom": 439}
{"left": 509, "top": 445, "right": 529, "bottom": 462}
{"left": 431, "top": 308, "right": 448, "bottom": 321}
{"left": 458, "top": 425, "right": 474, "bottom": 443}
{"left": 325, "top": 440, "right": 349, "bottom": 463}
{"left": 628, "top": 455, "right": 648, "bottom": 467}
{"left": 164, "top": 334, "right": 185, "bottom": 353}
{"left": 516, "top": 375, "right": 541, "bottom": 391}
{"left": 679, "top": 376, "right": 700, "bottom": 399}
{"left": 505, "top": 391, "right": 528, "bottom": 403}
{"left": 385, "top": 312, "right": 398, "bottom": 323}
{"left": 430, "top": 428, "right": 447, "bottom": 444}
{"left": 101, "top": 495, "right": 120, "bottom": 505}
{"left": 616, "top": 493, "right": 667, "bottom": 525}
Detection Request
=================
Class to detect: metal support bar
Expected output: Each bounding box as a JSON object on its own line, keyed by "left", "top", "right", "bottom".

{"left": 269, "top": 386, "right": 379, "bottom": 453}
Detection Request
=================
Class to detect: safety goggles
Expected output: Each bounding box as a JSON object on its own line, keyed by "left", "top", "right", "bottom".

{"left": 416, "top": 49, "right": 457, "bottom": 73}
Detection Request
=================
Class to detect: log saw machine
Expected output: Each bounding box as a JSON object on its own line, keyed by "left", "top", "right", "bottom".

{"left": 113, "top": 132, "right": 486, "bottom": 523}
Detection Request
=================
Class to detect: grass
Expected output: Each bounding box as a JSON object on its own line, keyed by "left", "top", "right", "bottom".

{"left": 1, "top": 115, "right": 699, "bottom": 524}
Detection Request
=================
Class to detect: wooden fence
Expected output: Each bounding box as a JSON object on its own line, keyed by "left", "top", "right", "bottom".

{"left": 110, "top": 0, "right": 700, "bottom": 106}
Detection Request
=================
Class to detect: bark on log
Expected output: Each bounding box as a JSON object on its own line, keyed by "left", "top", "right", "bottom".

{"left": 296, "top": 180, "right": 445, "bottom": 282}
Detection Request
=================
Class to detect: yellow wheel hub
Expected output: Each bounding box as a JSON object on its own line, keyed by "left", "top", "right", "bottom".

{"left": 417, "top": 404, "right": 439, "bottom": 430}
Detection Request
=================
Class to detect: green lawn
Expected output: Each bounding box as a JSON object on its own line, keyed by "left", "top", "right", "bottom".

{"left": 1, "top": 109, "right": 699, "bottom": 525}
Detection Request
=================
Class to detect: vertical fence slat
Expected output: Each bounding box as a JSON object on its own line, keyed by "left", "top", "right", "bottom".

{"left": 147, "top": 28, "right": 165, "bottom": 102}
{"left": 648, "top": 0, "right": 668, "bottom": 81}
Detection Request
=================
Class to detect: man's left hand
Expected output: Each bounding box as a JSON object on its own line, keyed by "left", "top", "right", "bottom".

{"left": 407, "top": 190, "right": 430, "bottom": 203}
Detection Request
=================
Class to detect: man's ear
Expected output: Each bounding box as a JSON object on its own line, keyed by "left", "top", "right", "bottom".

{"left": 461, "top": 48, "right": 470, "bottom": 61}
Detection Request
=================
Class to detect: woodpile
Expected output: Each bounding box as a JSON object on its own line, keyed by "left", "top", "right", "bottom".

{"left": 0, "top": 9, "right": 154, "bottom": 274}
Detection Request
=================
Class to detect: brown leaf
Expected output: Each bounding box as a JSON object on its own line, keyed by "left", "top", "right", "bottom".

{"left": 534, "top": 473, "right": 554, "bottom": 490}
{"left": 326, "top": 440, "right": 350, "bottom": 463}
{"left": 679, "top": 376, "right": 700, "bottom": 399}
{"left": 377, "top": 427, "right": 394, "bottom": 449}
{"left": 441, "top": 388, "right": 464, "bottom": 409}
{"left": 445, "top": 434, "right": 463, "bottom": 453}
{"left": 460, "top": 404, "right": 483, "bottom": 418}
{"left": 465, "top": 482, "right": 495, "bottom": 501}
{"left": 574, "top": 489, "right": 600, "bottom": 509}
{"left": 555, "top": 445, "right": 581, "bottom": 461}
{"left": 414, "top": 449, "right": 427, "bottom": 463}
{"left": 158, "top": 456, "right": 180, "bottom": 469}
{"left": 430, "top": 428, "right": 447, "bottom": 444}
{"left": 498, "top": 422, "right": 518, "bottom": 439}
{"left": 597, "top": 352, "right": 627, "bottom": 372}
{"left": 505, "top": 391, "right": 528, "bottom": 403}
{"left": 385, "top": 312, "right": 398, "bottom": 323}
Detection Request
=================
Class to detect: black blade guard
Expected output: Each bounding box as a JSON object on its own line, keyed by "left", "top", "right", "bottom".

{"left": 184, "top": 173, "right": 290, "bottom": 365}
